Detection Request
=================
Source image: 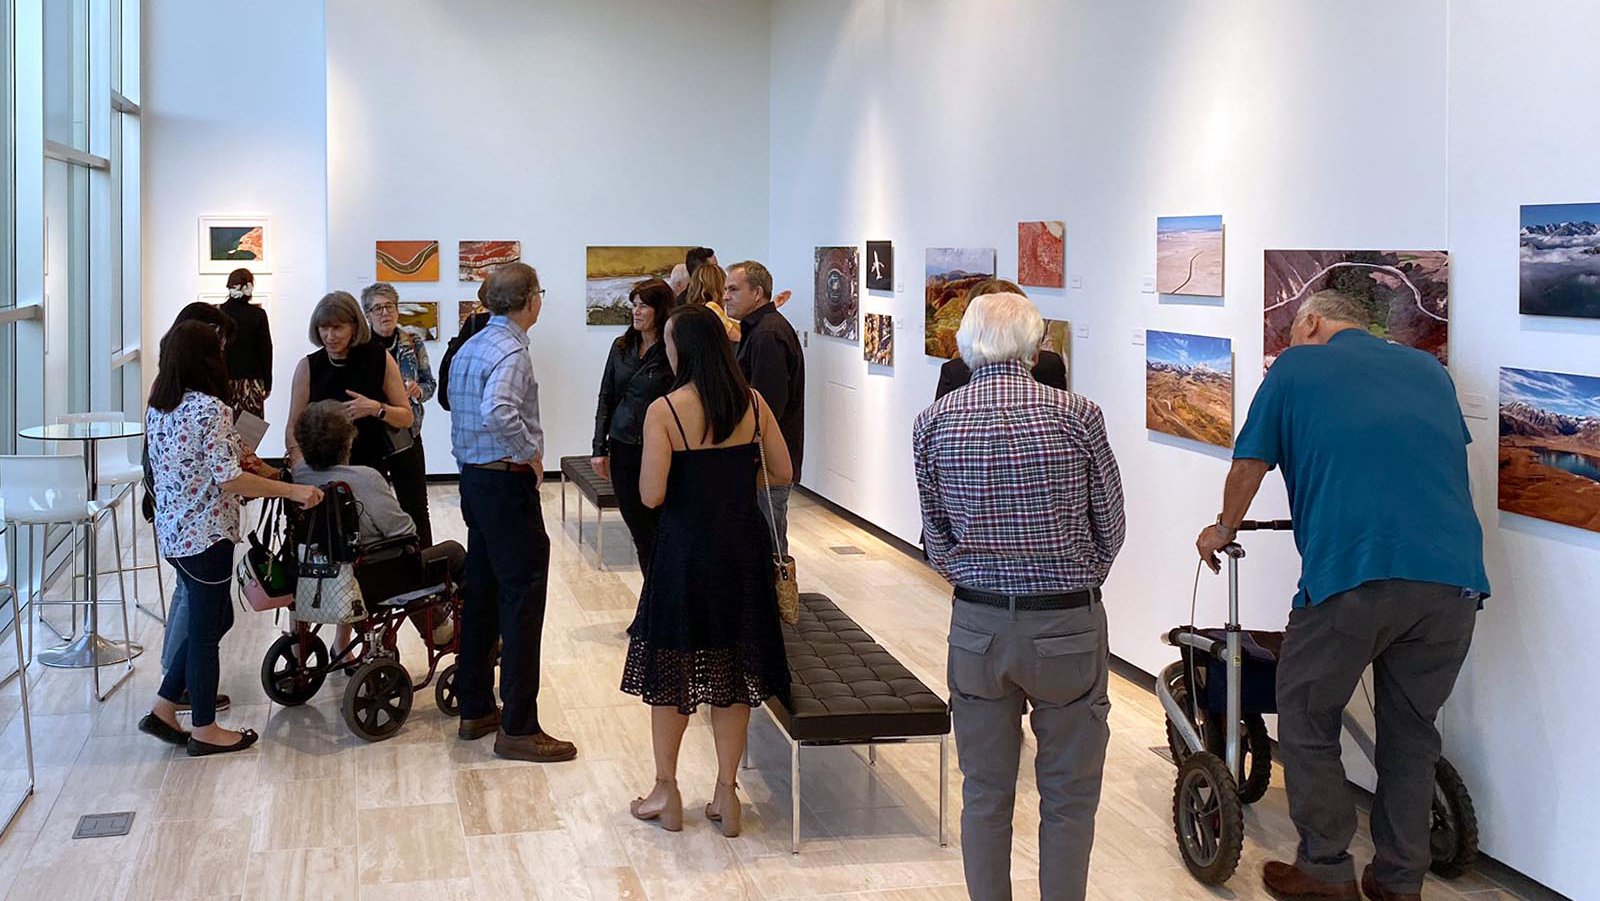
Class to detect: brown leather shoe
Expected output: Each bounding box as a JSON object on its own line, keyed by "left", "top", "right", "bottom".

{"left": 493, "top": 729, "right": 578, "bottom": 762}
{"left": 458, "top": 708, "right": 501, "bottom": 741}
{"left": 1263, "top": 861, "right": 1359, "bottom": 901}
{"left": 1362, "top": 864, "right": 1421, "bottom": 901}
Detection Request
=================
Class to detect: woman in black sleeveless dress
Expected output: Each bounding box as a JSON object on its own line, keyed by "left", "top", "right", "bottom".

{"left": 621, "top": 305, "right": 792, "bottom": 838}
{"left": 285, "top": 291, "right": 414, "bottom": 471}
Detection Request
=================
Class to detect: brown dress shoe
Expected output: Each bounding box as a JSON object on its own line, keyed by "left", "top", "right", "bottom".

{"left": 458, "top": 708, "right": 501, "bottom": 741}
{"left": 1362, "top": 864, "right": 1421, "bottom": 901}
{"left": 1263, "top": 861, "right": 1359, "bottom": 901}
{"left": 493, "top": 729, "right": 578, "bottom": 762}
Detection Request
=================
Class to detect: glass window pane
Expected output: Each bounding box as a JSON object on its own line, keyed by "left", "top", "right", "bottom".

{"left": 42, "top": 0, "right": 88, "bottom": 149}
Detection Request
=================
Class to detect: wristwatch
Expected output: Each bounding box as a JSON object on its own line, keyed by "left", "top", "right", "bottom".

{"left": 376, "top": 405, "right": 387, "bottom": 423}
{"left": 1214, "top": 515, "right": 1238, "bottom": 540}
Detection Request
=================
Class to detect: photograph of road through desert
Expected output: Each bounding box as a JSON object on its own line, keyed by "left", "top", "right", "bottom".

{"left": 1156, "top": 215, "right": 1224, "bottom": 296}
{"left": 1146, "top": 329, "right": 1233, "bottom": 448}
{"left": 1263, "top": 249, "right": 1449, "bottom": 371}
{"left": 1499, "top": 366, "right": 1600, "bottom": 532}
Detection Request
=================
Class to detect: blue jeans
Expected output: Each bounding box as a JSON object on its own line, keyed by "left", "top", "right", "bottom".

{"left": 157, "top": 541, "right": 236, "bottom": 727}
{"left": 160, "top": 580, "right": 189, "bottom": 673}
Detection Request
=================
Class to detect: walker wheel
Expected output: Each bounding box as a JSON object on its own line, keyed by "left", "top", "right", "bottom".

{"left": 342, "top": 658, "right": 414, "bottom": 742}
{"left": 1429, "top": 756, "right": 1479, "bottom": 878}
{"left": 435, "top": 663, "right": 460, "bottom": 716}
{"left": 1173, "top": 751, "right": 1243, "bottom": 885}
{"left": 260, "top": 632, "right": 328, "bottom": 707}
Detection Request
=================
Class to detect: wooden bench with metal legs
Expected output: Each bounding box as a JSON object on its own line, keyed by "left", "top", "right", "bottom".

{"left": 557, "top": 456, "right": 619, "bottom": 570}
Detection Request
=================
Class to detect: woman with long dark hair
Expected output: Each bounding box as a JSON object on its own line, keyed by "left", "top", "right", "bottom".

{"left": 217, "top": 268, "right": 273, "bottom": 419}
{"left": 621, "top": 304, "right": 792, "bottom": 837}
{"left": 140, "top": 322, "right": 323, "bottom": 755}
{"left": 592, "top": 278, "right": 676, "bottom": 573}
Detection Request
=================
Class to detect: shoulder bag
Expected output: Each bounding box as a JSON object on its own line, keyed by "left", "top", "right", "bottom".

{"left": 753, "top": 391, "right": 800, "bottom": 625}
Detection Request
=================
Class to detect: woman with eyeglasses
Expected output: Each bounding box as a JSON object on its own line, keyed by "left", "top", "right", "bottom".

{"left": 360, "top": 282, "right": 436, "bottom": 546}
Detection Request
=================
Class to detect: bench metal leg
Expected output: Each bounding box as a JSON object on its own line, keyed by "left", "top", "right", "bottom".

{"left": 596, "top": 510, "right": 606, "bottom": 571}
{"left": 868, "top": 745, "right": 877, "bottom": 767}
{"left": 741, "top": 746, "right": 750, "bottom": 770}
{"left": 939, "top": 733, "right": 949, "bottom": 848}
{"left": 559, "top": 473, "right": 567, "bottom": 522}
{"left": 791, "top": 740, "right": 801, "bottom": 855}
{"left": 577, "top": 494, "right": 585, "bottom": 544}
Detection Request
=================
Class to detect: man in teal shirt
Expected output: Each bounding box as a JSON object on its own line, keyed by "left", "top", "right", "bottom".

{"left": 1196, "top": 292, "right": 1488, "bottom": 901}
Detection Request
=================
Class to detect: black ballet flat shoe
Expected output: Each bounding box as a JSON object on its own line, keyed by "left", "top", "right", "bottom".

{"left": 187, "top": 728, "right": 260, "bottom": 757}
{"left": 138, "top": 713, "right": 190, "bottom": 747}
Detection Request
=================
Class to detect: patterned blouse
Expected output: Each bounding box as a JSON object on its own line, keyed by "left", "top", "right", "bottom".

{"left": 146, "top": 390, "right": 246, "bottom": 558}
{"left": 386, "top": 328, "right": 436, "bottom": 436}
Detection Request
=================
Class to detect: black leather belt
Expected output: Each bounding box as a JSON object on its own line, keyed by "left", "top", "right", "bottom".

{"left": 954, "top": 585, "right": 1101, "bottom": 611}
{"left": 465, "top": 460, "right": 538, "bottom": 474}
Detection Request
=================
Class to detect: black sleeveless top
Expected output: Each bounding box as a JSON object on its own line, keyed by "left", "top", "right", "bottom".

{"left": 307, "top": 341, "right": 389, "bottom": 469}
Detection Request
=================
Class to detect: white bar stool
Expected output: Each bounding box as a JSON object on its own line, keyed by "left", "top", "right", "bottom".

{"left": 0, "top": 519, "right": 36, "bottom": 832}
{"left": 59, "top": 412, "right": 168, "bottom": 622}
{"left": 0, "top": 455, "right": 137, "bottom": 701}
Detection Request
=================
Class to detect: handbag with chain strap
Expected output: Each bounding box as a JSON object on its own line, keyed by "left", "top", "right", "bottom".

{"left": 753, "top": 392, "right": 800, "bottom": 625}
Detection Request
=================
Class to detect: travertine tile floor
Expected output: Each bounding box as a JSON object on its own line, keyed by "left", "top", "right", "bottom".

{"left": 0, "top": 485, "right": 1539, "bottom": 899}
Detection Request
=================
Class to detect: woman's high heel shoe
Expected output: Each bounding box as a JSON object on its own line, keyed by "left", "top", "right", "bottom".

{"left": 704, "top": 780, "right": 742, "bottom": 838}
{"left": 629, "top": 778, "right": 683, "bottom": 832}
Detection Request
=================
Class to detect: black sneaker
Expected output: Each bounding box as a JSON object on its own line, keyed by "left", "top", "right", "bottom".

{"left": 175, "top": 692, "right": 232, "bottom": 713}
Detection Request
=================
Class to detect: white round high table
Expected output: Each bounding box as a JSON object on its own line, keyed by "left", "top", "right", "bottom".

{"left": 19, "top": 421, "right": 147, "bottom": 680}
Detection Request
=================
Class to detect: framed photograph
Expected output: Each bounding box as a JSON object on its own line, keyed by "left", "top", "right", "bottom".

{"left": 199, "top": 216, "right": 272, "bottom": 274}
{"left": 865, "top": 241, "right": 893, "bottom": 291}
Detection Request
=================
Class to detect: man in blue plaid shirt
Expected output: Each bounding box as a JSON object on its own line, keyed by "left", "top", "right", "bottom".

{"left": 914, "top": 291, "right": 1125, "bottom": 901}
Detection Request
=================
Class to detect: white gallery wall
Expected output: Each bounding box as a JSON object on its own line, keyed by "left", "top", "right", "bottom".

{"left": 324, "top": 0, "right": 773, "bottom": 474}
{"left": 141, "top": 0, "right": 329, "bottom": 457}
{"left": 769, "top": 0, "right": 1595, "bottom": 895}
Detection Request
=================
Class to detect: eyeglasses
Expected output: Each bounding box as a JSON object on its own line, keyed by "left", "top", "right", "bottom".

{"left": 365, "top": 302, "right": 397, "bottom": 314}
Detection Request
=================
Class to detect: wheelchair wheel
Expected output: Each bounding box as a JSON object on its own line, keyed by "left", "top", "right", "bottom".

{"left": 260, "top": 632, "right": 329, "bottom": 707}
{"left": 343, "top": 658, "right": 414, "bottom": 742}
{"left": 1173, "top": 751, "right": 1243, "bottom": 886}
{"left": 435, "top": 663, "right": 460, "bottom": 716}
{"left": 1429, "top": 757, "right": 1479, "bottom": 878}
{"left": 1202, "top": 713, "right": 1274, "bottom": 805}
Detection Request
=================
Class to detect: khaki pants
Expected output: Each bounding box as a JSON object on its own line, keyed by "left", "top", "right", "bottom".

{"left": 947, "top": 598, "right": 1111, "bottom": 901}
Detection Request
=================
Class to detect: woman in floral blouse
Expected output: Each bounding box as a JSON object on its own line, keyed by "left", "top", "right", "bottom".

{"left": 140, "top": 321, "right": 324, "bottom": 756}
{"left": 361, "top": 282, "right": 436, "bottom": 545}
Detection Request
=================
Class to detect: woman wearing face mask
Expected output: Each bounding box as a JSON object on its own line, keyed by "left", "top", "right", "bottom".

{"left": 286, "top": 291, "right": 415, "bottom": 471}
{"left": 216, "top": 268, "right": 274, "bottom": 420}
{"left": 360, "top": 282, "right": 436, "bottom": 546}
{"left": 592, "top": 278, "right": 676, "bottom": 574}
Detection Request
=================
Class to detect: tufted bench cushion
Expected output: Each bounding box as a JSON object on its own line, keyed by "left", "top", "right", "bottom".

{"left": 559, "top": 456, "right": 617, "bottom": 509}
{"left": 768, "top": 593, "right": 950, "bottom": 743}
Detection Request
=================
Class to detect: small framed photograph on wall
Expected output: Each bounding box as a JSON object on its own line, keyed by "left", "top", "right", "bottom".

{"left": 199, "top": 216, "right": 272, "bottom": 274}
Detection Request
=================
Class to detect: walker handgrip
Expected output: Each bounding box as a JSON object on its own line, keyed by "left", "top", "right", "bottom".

{"left": 1237, "top": 519, "right": 1292, "bottom": 531}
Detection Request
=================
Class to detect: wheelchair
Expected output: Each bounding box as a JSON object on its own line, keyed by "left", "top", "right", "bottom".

{"left": 258, "top": 536, "right": 465, "bottom": 742}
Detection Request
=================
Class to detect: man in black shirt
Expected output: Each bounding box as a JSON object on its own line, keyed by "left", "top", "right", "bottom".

{"left": 725, "top": 259, "right": 804, "bottom": 556}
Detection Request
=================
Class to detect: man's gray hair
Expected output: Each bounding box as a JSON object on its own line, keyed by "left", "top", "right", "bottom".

{"left": 956, "top": 293, "right": 1044, "bottom": 369}
{"left": 1296, "top": 290, "right": 1368, "bottom": 329}
{"left": 668, "top": 263, "right": 689, "bottom": 294}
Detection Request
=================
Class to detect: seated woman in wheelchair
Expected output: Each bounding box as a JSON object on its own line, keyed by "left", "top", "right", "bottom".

{"left": 292, "top": 400, "right": 463, "bottom": 657}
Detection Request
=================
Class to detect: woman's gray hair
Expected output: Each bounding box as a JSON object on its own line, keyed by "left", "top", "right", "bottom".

{"left": 955, "top": 292, "right": 1044, "bottom": 369}
{"left": 308, "top": 290, "right": 371, "bottom": 347}
{"left": 295, "top": 400, "right": 356, "bottom": 470}
{"left": 361, "top": 282, "right": 400, "bottom": 310}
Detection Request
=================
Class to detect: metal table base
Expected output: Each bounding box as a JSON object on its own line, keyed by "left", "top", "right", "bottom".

{"left": 38, "top": 632, "right": 143, "bottom": 668}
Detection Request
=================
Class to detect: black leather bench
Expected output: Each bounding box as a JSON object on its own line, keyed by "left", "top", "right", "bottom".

{"left": 759, "top": 592, "right": 951, "bottom": 853}
{"left": 558, "top": 456, "right": 618, "bottom": 569}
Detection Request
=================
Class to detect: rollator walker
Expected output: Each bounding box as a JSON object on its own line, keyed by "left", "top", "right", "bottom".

{"left": 1156, "top": 519, "right": 1479, "bottom": 886}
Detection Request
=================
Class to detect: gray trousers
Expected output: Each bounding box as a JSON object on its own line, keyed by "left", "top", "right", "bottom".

{"left": 1277, "top": 579, "right": 1477, "bottom": 892}
{"left": 759, "top": 484, "right": 792, "bottom": 558}
{"left": 947, "top": 597, "right": 1111, "bottom": 901}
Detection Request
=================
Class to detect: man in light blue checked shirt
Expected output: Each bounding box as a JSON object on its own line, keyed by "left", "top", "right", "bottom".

{"left": 446, "top": 262, "right": 576, "bottom": 763}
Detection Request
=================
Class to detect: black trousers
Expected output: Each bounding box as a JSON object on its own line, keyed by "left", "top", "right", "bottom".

{"left": 607, "top": 440, "right": 659, "bottom": 575}
{"left": 157, "top": 540, "right": 236, "bottom": 728}
{"left": 381, "top": 439, "right": 433, "bottom": 547}
{"left": 458, "top": 467, "right": 550, "bottom": 736}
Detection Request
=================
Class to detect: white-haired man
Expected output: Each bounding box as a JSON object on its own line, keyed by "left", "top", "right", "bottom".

{"left": 1196, "top": 292, "right": 1487, "bottom": 901}
{"left": 913, "top": 292, "right": 1126, "bottom": 901}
